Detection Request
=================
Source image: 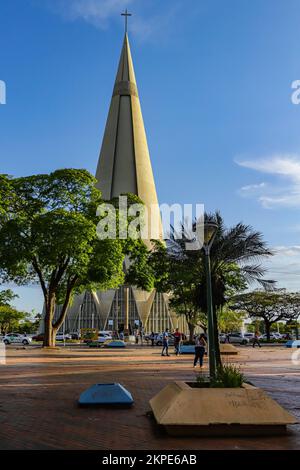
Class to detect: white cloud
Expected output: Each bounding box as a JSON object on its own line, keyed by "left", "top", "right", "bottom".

{"left": 236, "top": 155, "right": 300, "bottom": 208}
{"left": 273, "top": 245, "right": 300, "bottom": 256}
{"left": 237, "top": 156, "right": 300, "bottom": 182}
{"left": 52, "top": 0, "right": 134, "bottom": 29}
{"left": 263, "top": 245, "right": 300, "bottom": 291}
{"left": 42, "top": 0, "right": 180, "bottom": 41}
{"left": 240, "top": 182, "right": 266, "bottom": 191}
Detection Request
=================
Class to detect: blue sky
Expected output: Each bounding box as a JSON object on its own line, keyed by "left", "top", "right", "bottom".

{"left": 1, "top": 0, "right": 300, "bottom": 312}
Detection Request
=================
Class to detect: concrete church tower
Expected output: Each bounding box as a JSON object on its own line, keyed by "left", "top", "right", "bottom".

{"left": 49, "top": 26, "right": 187, "bottom": 336}
{"left": 95, "top": 33, "right": 162, "bottom": 241}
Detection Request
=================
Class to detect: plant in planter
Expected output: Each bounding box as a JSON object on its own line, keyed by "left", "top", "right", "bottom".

{"left": 210, "top": 364, "right": 244, "bottom": 388}
{"left": 194, "top": 363, "right": 244, "bottom": 388}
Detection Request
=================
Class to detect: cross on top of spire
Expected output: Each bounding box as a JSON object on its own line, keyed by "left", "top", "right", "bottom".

{"left": 121, "top": 9, "right": 132, "bottom": 34}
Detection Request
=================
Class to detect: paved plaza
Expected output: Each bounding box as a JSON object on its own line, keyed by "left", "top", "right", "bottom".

{"left": 0, "top": 344, "right": 300, "bottom": 450}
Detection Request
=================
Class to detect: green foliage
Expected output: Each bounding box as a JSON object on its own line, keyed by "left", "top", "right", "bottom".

{"left": 233, "top": 289, "right": 300, "bottom": 339}
{"left": 150, "top": 211, "right": 273, "bottom": 357}
{"left": 195, "top": 374, "right": 210, "bottom": 387}
{"left": 193, "top": 211, "right": 273, "bottom": 314}
{"left": 195, "top": 364, "right": 244, "bottom": 388}
{"left": 0, "top": 289, "right": 18, "bottom": 306}
{"left": 217, "top": 307, "right": 245, "bottom": 333}
{"left": 0, "top": 304, "right": 27, "bottom": 334}
{"left": 0, "top": 288, "right": 32, "bottom": 334}
{"left": 246, "top": 320, "right": 264, "bottom": 333}
{"left": 0, "top": 170, "right": 151, "bottom": 346}
{"left": 210, "top": 364, "right": 244, "bottom": 388}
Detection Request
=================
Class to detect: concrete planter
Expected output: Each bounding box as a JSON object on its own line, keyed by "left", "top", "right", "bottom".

{"left": 150, "top": 381, "right": 297, "bottom": 437}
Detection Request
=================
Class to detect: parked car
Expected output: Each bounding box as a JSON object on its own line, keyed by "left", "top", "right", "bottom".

{"left": 69, "top": 332, "right": 81, "bottom": 340}
{"left": 144, "top": 333, "right": 160, "bottom": 343}
{"left": 55, "top": 333, "right": 71, "bottom": 341}
{"left": 244, "top": 333, "right": 254, "bottom": 339}
{"left": 32, "top": 333, "right": 44, "bottom": 341}
{"left": 220, "top": 333, "right": 249, "bottom": 345}
{"left": 155, "top": 333, "right": 175, "bottom": 346}
{"left": 259, "top": 333, "right": 282, "bottom": 341}
{"left": 97, "top": 332, "right": 112, "bottom": 343}
{"left": 3, "top": 333, "right": 32, "bottom": 345}
{"left": 243, "top": 333, "right": 255, "bottom": 342}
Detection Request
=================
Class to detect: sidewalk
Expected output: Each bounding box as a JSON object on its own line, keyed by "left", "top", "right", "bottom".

{"left": 0, "top": 346, "right": 299, "bottom": 450}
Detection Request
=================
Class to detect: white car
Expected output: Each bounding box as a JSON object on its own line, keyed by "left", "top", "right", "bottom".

{"left": 97, "top": 332, "right": 112, "bottom": 343}
{"left": 244, "top": 332, "right": 254, "bottom": 338}
{"left": 259, "top": 333, "right": 281, "bottom": 341}
{"left": 3, "top": 333, "right": 32, "bottom": 345}
{"left": 55, "top": 333, "right": 71, "bottom": 341}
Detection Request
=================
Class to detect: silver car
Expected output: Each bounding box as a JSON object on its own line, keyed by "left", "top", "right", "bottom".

{"left": 220, "top": 333, "right": 249, "bottom": 345}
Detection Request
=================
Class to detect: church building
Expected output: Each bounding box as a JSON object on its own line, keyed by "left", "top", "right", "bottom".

{"left": 51, "top": 27, "right": 187, "bottom": 335}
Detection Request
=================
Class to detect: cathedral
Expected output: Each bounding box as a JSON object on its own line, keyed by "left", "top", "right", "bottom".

{"left": 50, "top": 31, "right": 187, "bottom": 335}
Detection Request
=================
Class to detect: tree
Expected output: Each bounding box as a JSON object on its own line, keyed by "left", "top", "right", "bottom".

{"left": 0, "top": 289, "right": 17, "bottom": 306}
{"left": 0, "top": 288, "right": 27, "bottom": 333}
{"left": 149, "top": 240, "right": 203, "bottom": 340}
{"left": 217, "top": 307, "right": 245, "bottom": 333}
{"left": 15, "top": 311, "right": 42, "bottom": 334}
{"left": 233, "top": 290, "right": 300, "bottom": 340}
{"left": 193, "top": 212, "right": 273, "bottom": 365}
{"left": 0, "top": 170, "right": 149, "bottom": 347}
{"left": 0, "top": 305, "right": 27, "bottom": 334}
{"left": 150, "top": 212, "right": 273, "bottom": 366}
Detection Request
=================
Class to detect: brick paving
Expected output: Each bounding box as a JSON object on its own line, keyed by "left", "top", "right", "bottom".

{"left": 0, "top": 344, "right": 299, "bottom": 449}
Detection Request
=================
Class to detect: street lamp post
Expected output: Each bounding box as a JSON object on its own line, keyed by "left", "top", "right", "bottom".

{"left": 124, "top": 285, "right": 130, "bottom": 338}
{"left": 202, "top": 222, "right": 219, "bottom": 380}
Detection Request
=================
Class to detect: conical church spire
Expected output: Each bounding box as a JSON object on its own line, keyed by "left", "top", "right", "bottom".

{"left": 95, "top": 33, "right": 162, "bottom": 241}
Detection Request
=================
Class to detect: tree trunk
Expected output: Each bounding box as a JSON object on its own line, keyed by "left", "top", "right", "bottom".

{"left": 42, "top": 278, "right": 77, "bottom": 348}
{"left": 188, "top": 322, "right": 195, "bottom": 343}
{"left": 265, "top": 321, "right": 271, "bottom": 341}
{"left": 43, "top": 294, "right": 56, "bottom": 348}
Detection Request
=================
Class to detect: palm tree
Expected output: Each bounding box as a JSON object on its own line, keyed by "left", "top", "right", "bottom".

{"left": 164, "top": 211, "right": 274, "bottom": 366}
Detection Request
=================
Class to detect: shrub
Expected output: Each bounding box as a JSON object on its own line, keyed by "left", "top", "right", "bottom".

{"left": 210, "top": 364, "right": 244, "bottom": 388}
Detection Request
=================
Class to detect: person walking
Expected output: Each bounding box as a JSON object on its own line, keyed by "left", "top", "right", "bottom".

{"left": 252, "top": 331, "right": 261, "bottom": 348}
{"left": 173, "top": 328, "right": 182, "bottom": 356}
{"left": 134, "top": 329, "right": 139, "bottom": 345}
{"left": 150, "top": 331, "right": 155, "bottom": 347}
{"left": 161, "top": 328, "right": 170, "bottom": 356}
{"left": 194, "top": 333, "right": 207, "bottom": 368}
